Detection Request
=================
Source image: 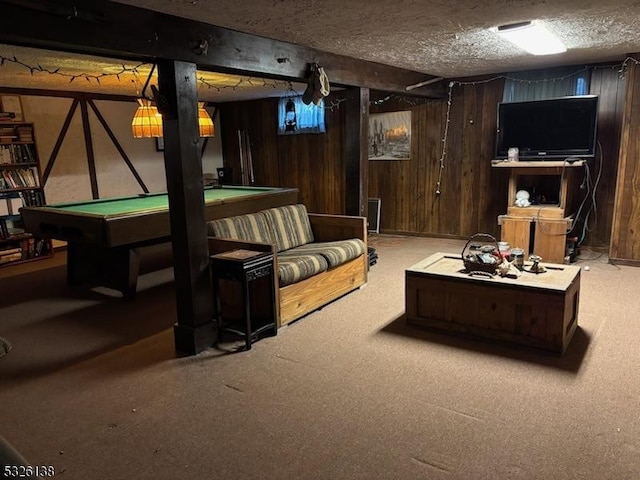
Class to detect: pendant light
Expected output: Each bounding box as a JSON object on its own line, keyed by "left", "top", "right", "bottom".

{"left": 131, "top": 63, "right": 161, "bottom": 138}
{"left": 198, "top": 102, "right": 215, "bottom": 137}
{"left": 132, "top": 64, "right": 215, "bottom": 138}
{"left": 132, "top": 98, "right": 163, "bottom": 138}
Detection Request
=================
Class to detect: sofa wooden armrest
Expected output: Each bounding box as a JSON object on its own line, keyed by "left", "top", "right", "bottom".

{"left": 308, "top": 213, "right": 367, "bottom": 243}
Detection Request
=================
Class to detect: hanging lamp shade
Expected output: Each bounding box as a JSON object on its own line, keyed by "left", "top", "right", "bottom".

{"left": 131, "top": 99, "right": 163, "bottom": 138}
{"left": 198, "top": 103, "right": 215, "bottom": 137}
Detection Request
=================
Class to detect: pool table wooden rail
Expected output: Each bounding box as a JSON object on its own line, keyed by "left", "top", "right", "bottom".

{"left": 21, "top": 187, "right": 299, "bottom": 248}
{"left": 19, "top": 186, "right": 298, "bottom": 299}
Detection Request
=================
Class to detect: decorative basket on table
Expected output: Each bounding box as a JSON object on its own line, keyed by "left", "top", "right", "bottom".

{"left": 461, "top": 233, "right": 500, "bottom": 275}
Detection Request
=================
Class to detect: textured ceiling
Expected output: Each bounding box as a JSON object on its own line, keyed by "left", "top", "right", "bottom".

{"left": 117, "top": 0, "right": 640, "bottom": 77}
{"left": 1, "top": 0, "right": 639, "bottom": 102}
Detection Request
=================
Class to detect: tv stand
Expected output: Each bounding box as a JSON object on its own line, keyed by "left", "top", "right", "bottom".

{"left": 492, "top": 159, "right": 584, "bottom": 263}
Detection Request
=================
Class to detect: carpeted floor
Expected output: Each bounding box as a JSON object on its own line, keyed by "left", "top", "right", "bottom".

{"left": 0, "top": 235, "right": 638, "bottom": 480}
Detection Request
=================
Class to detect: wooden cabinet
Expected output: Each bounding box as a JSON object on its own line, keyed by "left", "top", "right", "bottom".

{"left": 492, "top": 160, "right": 584, "bottom": 263}
{"left": 0, "top": 122, "right": 52, "bottom": 267}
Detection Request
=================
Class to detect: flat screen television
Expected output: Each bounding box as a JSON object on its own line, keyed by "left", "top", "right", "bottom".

{"left": 495, "top": 95, "right": 599, "bottom": 160}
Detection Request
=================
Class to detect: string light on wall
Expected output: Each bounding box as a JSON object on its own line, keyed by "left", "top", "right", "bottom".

{"left": 197, "top": 75, "right": 289, "bottom": 92}
{"left": 430, "top": 60, "right": 636, "bottom": 197}
{"left": 435, "top": 82, "right": 454, "bottom": 196}
{"left": 324, "top": 98, "right": 348, "bottom": 111}
{"left": 370, "top": 93, "right": 430, "bottom": 108}
{"left": 0, "top": 53, "right": 145, "bottom": 83}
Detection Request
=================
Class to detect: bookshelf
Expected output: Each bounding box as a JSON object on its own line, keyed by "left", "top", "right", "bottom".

{"left": 0, "top": 121, "right": 52, "bottom": 267}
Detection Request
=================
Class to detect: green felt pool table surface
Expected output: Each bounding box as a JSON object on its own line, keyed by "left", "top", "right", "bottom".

{"left": 21, "top": 185, "right": 298, "bottom": 248}
{"left": 49, "top": 186, "right": 279, "bottom": 217}
{"left": 19, "top": 185, "right": 299, "bottom": 299}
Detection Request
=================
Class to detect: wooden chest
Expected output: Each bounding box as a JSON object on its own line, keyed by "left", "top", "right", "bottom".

{"left": 405, "top": 253, "right": 581, "bottom": 355}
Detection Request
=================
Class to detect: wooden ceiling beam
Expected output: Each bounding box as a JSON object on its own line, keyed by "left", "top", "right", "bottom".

{"left": 0, "top": 0, "right": 445, "bottom": 98}
{"left": 0, "top": 86, "right": 137, "bottom": 102}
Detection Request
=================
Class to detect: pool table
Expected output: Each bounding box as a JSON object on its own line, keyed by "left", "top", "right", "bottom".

{"left": 21, "top": 186, "right": 298, "bottom": 298}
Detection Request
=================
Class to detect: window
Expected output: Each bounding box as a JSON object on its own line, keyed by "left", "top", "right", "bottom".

{"left": 502, "top": 67, "right": 591, "bottom": 103}
{"left": 277, "top": 95, "right": 326, "bottom": 135}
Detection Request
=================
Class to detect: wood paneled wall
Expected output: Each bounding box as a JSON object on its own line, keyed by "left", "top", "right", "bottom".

{"left": 580, "top": 67, "right": 625, "bottom": 248}
{"left": 218, "top": 96, "right": 346, "bottom": 214}
{"left": 219, "top": 66, "right": 625, "bottom": 247}
{"left": 610, "top": 57, "right": 640, "bottom": 263}
{"left": 369, "top": 81, "right": 508, "bottom": 239}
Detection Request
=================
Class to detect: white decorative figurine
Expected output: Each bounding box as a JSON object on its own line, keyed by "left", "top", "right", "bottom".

{"left": 514, "top": 190, "right": 531, "bottom": 207}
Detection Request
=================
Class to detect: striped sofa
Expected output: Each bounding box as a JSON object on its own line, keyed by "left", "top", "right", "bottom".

{"left": 207, "top": 204, "right": 368, "bottom": 327}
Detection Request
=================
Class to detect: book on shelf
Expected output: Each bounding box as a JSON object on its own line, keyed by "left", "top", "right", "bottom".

{"left": 0, "top": 168, "right": 40, "bottom": 189}
{"left": 0, "top": 197, "right": 9, "bottom": 216}
{"left": 26, "top": 236, "right": 35, "bottom": 257}
{"left": 10, "top": 196, "right": 22, "bottom": 214}
{"left": 34, "top": 238, "right": 50, "bottom": 257}
{"left": 0, "top": 143, "right": 35, "bottom": 165}
{"left": 0, "top": 251, "right": 22, "bottom": 264}
{"left": 19, "top": 189, "right": 44, "bottom": 207}
{"left": 0, "top": 218, "right": 9, "bottom": 239}
{"left": 0, "top": 194, "right": 24, "bottom": 215}
{"left": 0, "top": 215, "right": 25, "bottom": 237}
{"left": 0, "top": 170, "right": 15, "bottom": 188}
{"left": 16, "top": 126, "right": 33, "bottom": 142}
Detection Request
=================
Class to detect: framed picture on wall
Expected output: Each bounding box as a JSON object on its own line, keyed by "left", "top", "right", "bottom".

{"left": 0, "top": 95, "right": 24, "bottom": 122}
{"left": 368, "top": 110, "right": 411, "bottom": 161}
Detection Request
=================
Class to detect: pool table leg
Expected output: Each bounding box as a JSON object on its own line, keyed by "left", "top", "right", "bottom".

{"left": 67, "top": 243, "right": 140, "bottom": 299}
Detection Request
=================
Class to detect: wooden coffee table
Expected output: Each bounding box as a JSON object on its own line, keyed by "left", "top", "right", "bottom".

{"left": 405, "top": 252, "right": 581, "bottom": 355}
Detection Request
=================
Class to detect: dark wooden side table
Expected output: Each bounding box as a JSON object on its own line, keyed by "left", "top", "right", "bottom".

{"left": 210, "top": 249, "right": 277, "bottom": 350}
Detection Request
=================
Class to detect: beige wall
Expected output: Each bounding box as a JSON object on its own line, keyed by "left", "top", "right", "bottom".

{"left": 20, "top": 96, "right": 223, "bottom": 204}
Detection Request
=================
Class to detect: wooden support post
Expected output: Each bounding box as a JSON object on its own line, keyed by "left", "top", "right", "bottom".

{"left": 344, "top": 87, "right": 369, "bottom": 217}
{"left": 157, "top": 59, "right": 215, "bottom": 355}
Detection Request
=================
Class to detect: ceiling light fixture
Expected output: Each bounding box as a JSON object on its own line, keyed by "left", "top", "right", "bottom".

{"left": 198, "top": 103, "right": 215, "bottom": 137}
{"left": 132, "top": 63, "right": 161, "bottom": 138}
{"left": 494, "top": 21, "right": 566, "bottom": 56}
{"left": 132, "top": 64, "right": 215, "bottom": 138}
{"left": 132, "top": 99, "right": 163, "bottom": 138}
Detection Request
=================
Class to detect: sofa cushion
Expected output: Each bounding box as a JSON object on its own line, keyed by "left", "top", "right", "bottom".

{"left": 281, "top": 239, "right": 366, "bottom": 268}
{"left": 207, "top": 212, "right": 272, "bottom": 244}
{"left": 277, "top": 254, "right": 328, "bottom": 287}
{"left": 261, "top": 204, "right": 314, "bottom": 252}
